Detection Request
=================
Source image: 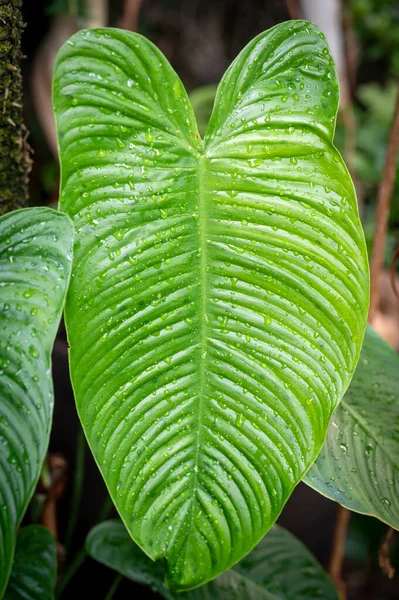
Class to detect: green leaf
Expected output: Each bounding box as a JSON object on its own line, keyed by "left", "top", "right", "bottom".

{"left": 234, "top": 525, "right": 338, "bottom": 600}
{"left": 4, "top": 525, "right": 57, "bottom": 600}
{"left": 0, "top": 207, "right": 73, "bottom": 595}
{"left": 304, "top": 326, "right": 399, "bottom": 528}
{"left": 189, "top": 571, "right": 278, "bottom": 600}
{"left": 87, "top": 520, "right": 338, "bottom": 600}
{"left": 86, "top": 520, "right": 177, "bottom": 600}
{"left": 53, "top": 21, "right": 369, "bottom": 589}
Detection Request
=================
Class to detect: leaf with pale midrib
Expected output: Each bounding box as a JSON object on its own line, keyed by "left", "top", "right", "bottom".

{"left": 304, "top": 326, "right": 399, "bottom": 528}
{"left": 86, "top": 520, "right": 338, "bottom": 600}
{"left": 0, "top": 208, "right": 73, "bottom": 595}
{"left": 4, "top": 526, "right": 57, "bottom": 600}
{"left": 53, "top": 21, "right": 369, "bottom": 589}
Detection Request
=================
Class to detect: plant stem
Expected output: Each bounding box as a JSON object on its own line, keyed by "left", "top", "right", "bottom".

{"left": 57, "top": 545, "right": 86, "bottom": 596}
{"left": 104, "top": 574, "right": 123, "bottom": 600}
{"left": 64, "top": 427, "right": 86, "bottom": 555}
{"left": 390, "top": 247, "right": 399, "bottom": 301}
{"left": 120, "top": 0, "right": 143, "bottom": 31}
{"left": 378, "top": 528, "right": 396, "bottom": 579}
{"left": 284, "top": 0, "right": 301, "bottom": 19}
{"left": 57, "top": 494, "right": 114, "bottom": 597}
{"left": 329, "top": 505, "right": 350, "bottom": 599}
{"left": 369, "top": 80, "right": 399, "bottom": 324}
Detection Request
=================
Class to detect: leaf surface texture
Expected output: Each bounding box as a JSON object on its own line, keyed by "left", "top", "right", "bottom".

{"left": 54, "top": 21, "right": 369, "bottom": 588}
{"left": 0, "top": 208, "right": 73, "bottom": 595}
{"left": 4, "top": 526, "right": 57, "bottom": 600}
{"left": 305, "top": 327, "right": 399, "bottom": 529}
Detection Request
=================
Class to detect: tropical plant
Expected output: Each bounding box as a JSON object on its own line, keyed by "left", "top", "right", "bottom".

{"left": 0, "top": 207, "right": 73, "bottom": 597}
{"left": 350, "top": 0, "right": 399, "bottom": 77}
{"left": 4, "top": 17, "right": 399, "bottom": 600}
{"left": 52, "top": 19, "right": 370, "bottom": 590}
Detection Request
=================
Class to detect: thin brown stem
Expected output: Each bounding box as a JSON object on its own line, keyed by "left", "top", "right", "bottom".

{"left": 378, "top": 528, "right": 396, "bottom": 579}
{"left": 341, "top": 105, "right": 357, "bottom": 177}
{"left": 41, "top": 454, "right": 67, "bottom": 540}
{"left": 120, "top": 0, "right": 143, "bottom": 32}
{"left": 329, "top": 505, "right": 350, "bottom": 599}
{"left": 369, "top": 81, "right": 399, "bottom": 324}
{"left": 390, "top": 247, "right": 399, "bottom": 301}
{"left": 285, "top": 0, "right": 302, "bottom": 20}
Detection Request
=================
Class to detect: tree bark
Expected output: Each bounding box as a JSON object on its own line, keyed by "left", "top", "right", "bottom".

{"left": 0, "top": 0, "right": 31, "bottom": 215}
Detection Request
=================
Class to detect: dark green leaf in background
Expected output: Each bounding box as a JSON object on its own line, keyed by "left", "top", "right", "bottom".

{"left": 234, "top": 525, "right": 338, "bottom": 600}
{"left": 87, "top": 520, "right": 338, "bottom": 600}
{"left": 0, "top": 208, "right": 73, "bottom": 595}
{"left": 87, "top": 520, "right": 176, "bottom": 600}
{"left": 3, "top": 525, "right": 57, "bottom": 600}
{"left": 304, "top": 326, "right": 399, "bottom": 530}
{"left": 53, "top": 21, "right": 369, "bottom": 589}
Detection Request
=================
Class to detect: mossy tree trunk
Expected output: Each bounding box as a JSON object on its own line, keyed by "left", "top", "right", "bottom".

{"left": 0, "top": 0, "right": 31, "bottom": 215}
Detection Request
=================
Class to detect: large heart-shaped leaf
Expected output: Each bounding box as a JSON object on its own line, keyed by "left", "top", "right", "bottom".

{"left": 4, "top": 525, "right": 57, "bottom": 600}
{"left": 87, "top": 520, "right": 338, "bottom": 599}
{"left": 53, "top": 21, "right": 369, "bottom": 588}
{"left": 304, "top": 326, "right": 399, "bottom": 528}
{"left": 0, "top": 208, "right": 73, "bottom": 595}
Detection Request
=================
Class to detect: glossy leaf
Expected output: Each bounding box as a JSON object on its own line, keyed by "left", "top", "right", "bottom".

{"left": 4, "top": 526, "right": 57, "bottom": 600}
{"left": 234, "top": 525, "right": 338, "bottom": 600}
{"left": 0, "top": 208, "right": 73, "bottom": 595}
{"left": 305, "top": 326, "right": 399, "bottom": 528}
{"left": 87, "top": 520, "right": 338, "bottom": 600}
{"left": 53, "top": 21, "right": 369, "bottom": 589}
{"left": 86, "top": 520, "right": 177, "bottom": 600}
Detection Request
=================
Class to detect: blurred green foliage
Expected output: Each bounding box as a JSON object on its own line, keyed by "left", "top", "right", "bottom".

{"left": 355, "top": 81, "right": 399, "bottom": 226}
{"left": 47, "top": 0, "right": 86, "bottom": 18}
{"left": 355, "top": 81, "right": 399, "bottom": 264}
{"left": 350, "top": 0, "right": 399, "bottom": 76}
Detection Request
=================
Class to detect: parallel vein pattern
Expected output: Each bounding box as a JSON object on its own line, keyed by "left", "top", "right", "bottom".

{"left": 235, "top": 525, "right": 338, "bottom": 600}
{"left": 53, "top": 22, "right": 369, "bottom": 589}
{"left": 0, "top": 208, "right": 73, "bottom": 595}
{"left": 305, "top": 327, "right": 399, "bottom": 529}
{"left": 4, "top": 526, "right": 57, "bottom": 600}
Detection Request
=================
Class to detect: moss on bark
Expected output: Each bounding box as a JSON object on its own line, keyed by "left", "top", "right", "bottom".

{"left": 0, "top": 0, "right": 31, "bottom": 215}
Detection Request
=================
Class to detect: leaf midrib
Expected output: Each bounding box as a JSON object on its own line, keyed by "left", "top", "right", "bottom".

{"left": 180, "top": 150, "right": 208, "bottom": 554}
